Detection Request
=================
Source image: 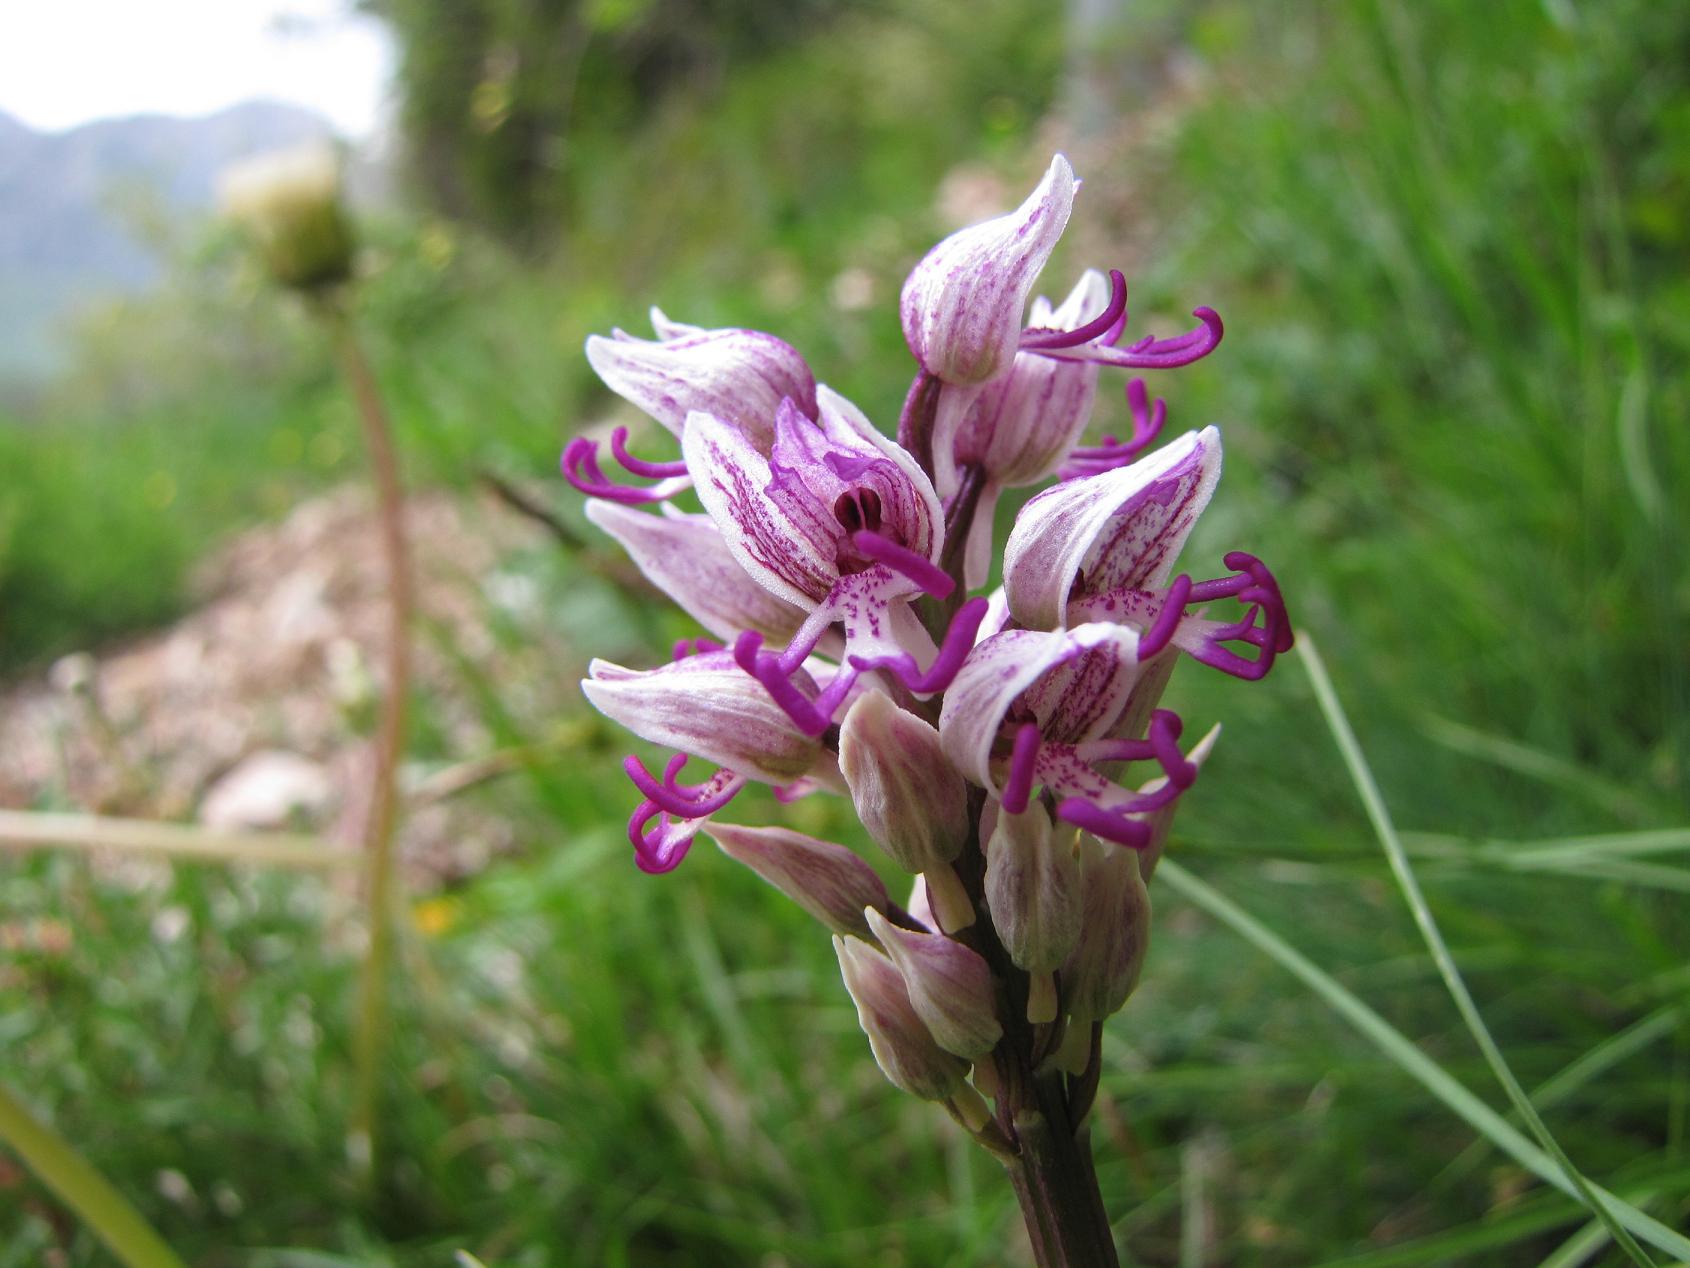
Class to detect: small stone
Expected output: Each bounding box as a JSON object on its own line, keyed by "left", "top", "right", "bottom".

{"left": 199, "top": 750, "right": 332, "bottom": 830}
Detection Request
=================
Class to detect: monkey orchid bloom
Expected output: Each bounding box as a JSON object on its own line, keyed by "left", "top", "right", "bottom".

{"left": 939, "top": 624, "right": 1211, "bottom": 849}
{"left": 899, "top": 155, "right": 1223, "bottom": 505}
{"left": 582, "top": 651, "right": 843, "bottom": 873}
{"left": 564, "top": 312, "right": 818, "bottom": 504}
{"left": 1004, "top": 427, "right": 1293, "bottom": 681}
{"left": 685, "top": 388, "right": 988, "bottom": 736}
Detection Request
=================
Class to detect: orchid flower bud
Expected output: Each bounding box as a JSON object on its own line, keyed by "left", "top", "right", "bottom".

{"left": 833, "top": 935, "right": 969, "bottom": 1103}
{"left": 984, "top": 804, "right": 1082, "bottom": 1023}
{"left": 839, "top": 692, "right": 975, "bottom": 930}
{"left": 900, "top": 154, "right": 1078, "bottom": 386}
{"left": 585, "top": 320, "right": 817, "bottom": 446}
{"left": 948, "top": 270, "right": 1112, "bottom": 587}
{"left": 1061, "top": 833, "right": 1153, "bottom": 1028}
{"left": 709, "top": 823, "right": 890, "bottom": 940}
{"left": 864, "top": 908, "right": 1001, "bottom": 1059}
{"left": 219, "top": 142, "right": 353, "bottom": 292}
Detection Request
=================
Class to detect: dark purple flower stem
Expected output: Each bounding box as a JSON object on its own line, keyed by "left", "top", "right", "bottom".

{"left": 911, "top": 462, "right": 987, "bottom": 647}
{"left": 944, "top": 790, "right": 1122, "bottom": 1268}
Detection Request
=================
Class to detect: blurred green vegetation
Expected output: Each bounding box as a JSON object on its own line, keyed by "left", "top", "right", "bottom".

{"left": 2, "top": 0, "right": 1687, "bottom": 1264}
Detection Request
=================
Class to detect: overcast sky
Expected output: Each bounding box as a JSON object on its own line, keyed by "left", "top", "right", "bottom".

{"left": 0, "top": 0, "right": 393, "bottom": 137}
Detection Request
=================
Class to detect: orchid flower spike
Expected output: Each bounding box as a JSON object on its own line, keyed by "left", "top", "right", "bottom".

{"left": 562, "top": 150, "right": 1295, "bottom": 1223}
{"left": 1004, "top": 427, "right": 1293, "bottom": 681}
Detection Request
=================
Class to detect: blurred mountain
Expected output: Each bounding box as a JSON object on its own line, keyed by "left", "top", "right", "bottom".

{"left": 0, "top": 101, "right": 332, "bottom": 382}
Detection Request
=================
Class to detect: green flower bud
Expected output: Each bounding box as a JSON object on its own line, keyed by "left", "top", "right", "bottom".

{"left": 839, "top": 691, "right": 969, "bottom": 870}
{"left": 220, "top": 142, "right": 354, "bottom": 292}
{"left": 985, "top": 803, "right": 1082, "bottom": 1023}
{"left": 864, "top": 907, "right": 1001, "bottom": 1058}
{"left": 1061, "top": 833, "right": 1152, "bottom": 1025}
{"left": 833, "top": 935, "right": 968, "bottom": 1102}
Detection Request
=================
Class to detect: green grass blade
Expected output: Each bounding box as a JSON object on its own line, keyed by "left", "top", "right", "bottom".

{"left": 1434, "top": 1006, "right": 1685, "bottom": 1191}
{"left": 1501, "top": 829, "right": 1690, "bottom": 866}
{"left": 0, "top": 1081, "right": 187, "bottom": 1268}
{"left": 1153, "top": 859, "right": 1690, "bottom": 1263}
{"left": 1403, "top": 828, "right": 1690, "bottom": 869}
{"left": 1538, "top": 1191, "right": 1661, "bottom": 1268}
{"left": 1418, "top": 715, "right": 1663, "bottom": 824}
{"left": 1299, "top": 631, "right": 1658, "bottom": 1267}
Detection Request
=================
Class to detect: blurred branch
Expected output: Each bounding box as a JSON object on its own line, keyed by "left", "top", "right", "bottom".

{"left": 475, "top": 467, "right": 658, "bottom": 596}
{"left": 0, "top": 810, "right": 354, "bottom": 871}
{"left": 409, "top": 724, "right": 591, "bottom": 805}
{"left": 475, "top": 467, "right": 586, "bottom": 549}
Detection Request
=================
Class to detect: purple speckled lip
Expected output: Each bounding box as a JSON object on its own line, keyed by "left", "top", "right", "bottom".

{"left": 565, "top": 152, "right": 1289, "bottom": 873}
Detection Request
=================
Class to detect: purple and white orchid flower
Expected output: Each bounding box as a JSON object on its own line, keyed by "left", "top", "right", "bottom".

{"left": 938, "top": 624, "right": 1210, "bottom": 849}
{"left": 1004, "top": 427, "right": 1293, "bottom": 681}
{"left": 898, "top": 154, "right": 1224, "bottom": 509}
{"left": 686, "top": 387, "right": 988, "bottom": 737}
{"left": 582, "top": 651, "right": 844, "bottom": 873}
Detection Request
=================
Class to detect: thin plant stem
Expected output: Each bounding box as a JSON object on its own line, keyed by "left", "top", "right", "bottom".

{"left": 1154, "top": 859, "right": 1690, "bottom": 1262}
{"left": 323, "top": 300, "right": 414, "bottom": 1179}
{"left": 0, "top": 1081, "right": 187, "bottom": 1268}
{"left": 0, "top": 809, "right": 355, "bottom": 870}
{"left": 1295, "top": 631, "right": 1656, "bottom": 1266}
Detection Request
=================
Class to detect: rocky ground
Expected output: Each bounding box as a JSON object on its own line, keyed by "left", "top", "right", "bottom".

{"left": 0, "top": 485, "right": 582, "bottom": 889}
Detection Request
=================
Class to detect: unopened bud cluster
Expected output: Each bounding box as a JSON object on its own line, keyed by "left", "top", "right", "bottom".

{"left": 568, "top": 156, "right": 1291, "bottom": 1152}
